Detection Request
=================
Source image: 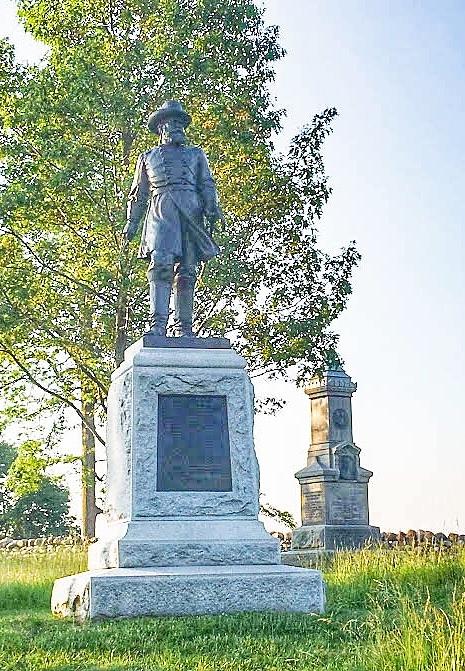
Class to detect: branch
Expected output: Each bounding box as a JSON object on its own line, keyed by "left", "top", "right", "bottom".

{"left": 53, "top": 204, "right": 89, "bottom": 244}
{"left": 0, "top": 373, "right": 28, "bottom": 389}
{"left": 0, "top": 285, "right": 110, "bottom": 398}
{"left": 3, "top": 227, "right": 111, "bottom": 304}
{"left": 0, "top": 342, "right": 106, "bottom": 447}
{"left": 195, "top": 290, "right": 228, "bottom": 334}
{"left": 10, "top": 129, "right": 103, "bottom": 208}
{"left": 248, "top": 365, "right": 288, "bottom": 379}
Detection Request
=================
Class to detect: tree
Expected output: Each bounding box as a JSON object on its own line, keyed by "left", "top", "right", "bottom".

{"left": 0, "top": 442, "right": 16, "bottom": 520}
{"left": 0, "top": 441, "right": 76, "bottom": 538}
{"left": 0, "top": 0, "right": 359, "bottom": 536}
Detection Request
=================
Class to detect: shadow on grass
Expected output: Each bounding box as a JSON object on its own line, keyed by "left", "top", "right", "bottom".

{"left": 25, "top": 666, "right": 150, "bottom": 671}
{"left": 8, "top": 666, "right": 129, "bottom": 671}
{"left": 0, "top": 609, "right": 354, "bottom": 671}
{"left": 0, "top": 582, "right": 52, "bottom": 611}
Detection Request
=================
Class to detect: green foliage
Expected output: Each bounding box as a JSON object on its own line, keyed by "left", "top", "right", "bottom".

{"left": 5, "top": 439, "right": 45, "bottom": 496}
{"left": 0, "top": 0, "right": 359, "bottom": 446}
{"left": 0, "top": 546, "right": 464, "bottom": 669}
{"left": 0, "top": 478, "right": 75, "bottom": 539}
{"left": 0, "top": 441, "right": 76, "bottom": 539}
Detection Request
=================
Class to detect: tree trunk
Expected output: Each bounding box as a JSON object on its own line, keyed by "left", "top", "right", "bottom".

{"left": 114, "top": 130, "right": 135, "bottom": 368}
{"left": 81, "top": 392, "right": 99, "bottom": 539}
{"left": 114, "top": 291, "right": 128, "bottom": 368}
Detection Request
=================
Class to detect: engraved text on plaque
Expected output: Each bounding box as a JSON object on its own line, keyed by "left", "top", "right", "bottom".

{"left": 157, "top": 394, "right": 232, "bottom": 492}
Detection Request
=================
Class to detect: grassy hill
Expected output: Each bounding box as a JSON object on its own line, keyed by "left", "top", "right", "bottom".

{"left": 0, "top": 545, "right": 464, "bottom": 670}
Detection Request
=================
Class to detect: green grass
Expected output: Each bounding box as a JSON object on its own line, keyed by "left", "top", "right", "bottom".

{"left": 0, "top": 545, "right": 464, "bottom": 670}
{"left": 0, "top": 545, "right": 87, "bottom": 611}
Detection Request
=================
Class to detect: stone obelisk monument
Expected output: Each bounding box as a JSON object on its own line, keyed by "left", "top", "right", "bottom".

{"left": 51, "top": 101, "right": 325, "bottom": 620}
{"left": 284, "top": 368, "right": 379, "bottom": 562}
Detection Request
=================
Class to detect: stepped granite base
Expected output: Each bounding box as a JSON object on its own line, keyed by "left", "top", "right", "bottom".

{"left": 88, "top": 518, "right": 280, "bottom": 569}
{"left": 52, "top": 565, "right": 325, "bottom": 621}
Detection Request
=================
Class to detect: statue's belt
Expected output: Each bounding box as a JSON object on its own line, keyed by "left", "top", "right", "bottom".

{"left": 151, "top": 185, "right": 197, "bottom": 196}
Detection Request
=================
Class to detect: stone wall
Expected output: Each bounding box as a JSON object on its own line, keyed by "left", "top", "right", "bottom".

{"left": 0, "top": 535, "right": 85, "bottom": 552}
{"left": 276, "top": 529, "right": 465, "bottom": 553}
{"left": 2, "top": 529, "right": 464, "bottom": 555}
{"left": 379, "top": 530, "right": 465, "bottom": 548}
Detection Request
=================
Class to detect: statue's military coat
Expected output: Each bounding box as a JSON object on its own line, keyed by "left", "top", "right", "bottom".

{"left": 127, "top": 144, "right": 220, "bottom": 263}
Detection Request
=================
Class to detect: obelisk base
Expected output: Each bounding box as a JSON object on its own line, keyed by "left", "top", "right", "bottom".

{"left": 282, "top": 524, "right": 380, "bottom": 566}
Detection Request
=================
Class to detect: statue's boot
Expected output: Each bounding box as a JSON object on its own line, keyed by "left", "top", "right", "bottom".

{"left": 147, "top": 265, "right": 173, "bottom": 336}
{"left": 173, "top": 272, "right": 195, "bottom": 337}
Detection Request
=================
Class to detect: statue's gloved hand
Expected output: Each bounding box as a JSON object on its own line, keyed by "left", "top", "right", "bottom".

{"left": 123, "top": 221, "right": 138, "bottom": 242}
{"left": 206, "top": 214, "right": 217, "bottom": 236}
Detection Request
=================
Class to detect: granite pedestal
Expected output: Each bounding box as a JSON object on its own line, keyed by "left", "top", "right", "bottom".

{"left": 52, "top": 338, "right": 324, "bottom": 620}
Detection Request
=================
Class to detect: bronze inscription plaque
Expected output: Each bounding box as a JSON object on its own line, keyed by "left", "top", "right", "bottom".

{"left": 157, "top": 394, "right": 232, "bottom": 492}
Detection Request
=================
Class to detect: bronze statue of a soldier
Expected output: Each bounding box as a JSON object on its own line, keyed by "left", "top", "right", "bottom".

{"left": 124, "top": 100, "right": 222, "bottom": 337}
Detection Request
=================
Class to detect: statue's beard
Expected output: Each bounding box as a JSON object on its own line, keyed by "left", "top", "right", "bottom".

{"left": 162, "top": 130, "right": 186, "bottom": 145}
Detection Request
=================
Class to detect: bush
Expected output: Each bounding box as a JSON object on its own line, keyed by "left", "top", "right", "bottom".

{"left": 0, "top": 441, "right": 76, "bottom": 539}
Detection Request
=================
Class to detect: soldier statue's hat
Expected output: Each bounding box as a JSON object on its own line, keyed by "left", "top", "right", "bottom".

{"left": 147, "top": 100, "right": 192, "bottom": 134}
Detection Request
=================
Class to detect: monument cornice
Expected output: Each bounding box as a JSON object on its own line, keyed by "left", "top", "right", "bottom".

{"left": 305, "top": 370, "right": 357, "bottom": 398}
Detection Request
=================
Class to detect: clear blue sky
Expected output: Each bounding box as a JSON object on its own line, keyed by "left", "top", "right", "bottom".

{"left": 258, "top": 0, "right": 465, "bottom": 533}
{"left": 2, "top": 0, "right": 465, "bottom": 533}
